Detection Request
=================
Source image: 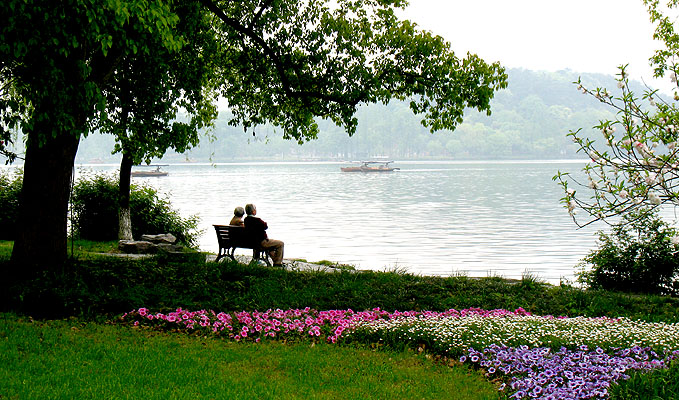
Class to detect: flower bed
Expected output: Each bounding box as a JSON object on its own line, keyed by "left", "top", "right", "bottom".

{"left": 121, "top": 307, "right": 679, "bottom": 399}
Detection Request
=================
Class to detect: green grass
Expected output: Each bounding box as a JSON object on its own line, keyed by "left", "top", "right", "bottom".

{"left": 0, "top": 313, "right": 498, "bottom": 400}
{"left": 609, "top": 359, "right": 679, "bottom": 400}
{"left": 1, "top": 239, "right": 119, "bottom": 259}
{"left": 67, "top": 239, "right": 120, "bottom": 255}
{"left": 313, "top": 259, "right": 356, "bottom": 270}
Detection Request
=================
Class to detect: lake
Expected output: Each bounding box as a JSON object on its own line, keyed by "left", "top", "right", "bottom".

{"left": 78, "top": 160, "right": 605, "bottom": 284}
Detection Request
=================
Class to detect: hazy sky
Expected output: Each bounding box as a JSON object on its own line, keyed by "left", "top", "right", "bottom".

{"left": 399, "top": 0, "right": 661, "bottom": 82}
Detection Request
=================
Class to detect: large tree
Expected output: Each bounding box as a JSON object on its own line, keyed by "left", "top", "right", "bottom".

{"left": 1, "top": 0, "right": 507, "bottom": 278}
{"left": 554, "top": 0, "right": 679, "bottom": 227}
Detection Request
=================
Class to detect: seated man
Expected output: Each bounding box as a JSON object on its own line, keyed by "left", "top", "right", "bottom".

{"left": 243, "top": 203, "right": 285, "bottom": 267}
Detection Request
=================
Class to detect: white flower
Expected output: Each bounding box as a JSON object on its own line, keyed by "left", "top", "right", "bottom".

{"left": 588, "top": 179, "right": 598, "bottom": 189}
{"left": 671, "top": 72, "right": 677, "bottom": 83}
{"left": 621, "top": 139, "right": 632, "bottom": 146}
{"left": 645, "top": 173, "right": 657, "bottom": 185}
{"left": 668, "top": 142, "right": 676, "bottom": 150}
{"left": 567, "top": 188, "right": 576, "bottom": 196}
{"left": 671, "top": 236, "right": 679, "bottom": 245}
{"left": 648, "top": 192, "right": 662, "bottom": 205}
{"left": 650, "top": 98, "right": 656, "bottom": 106}
{"left": 634, "top": 142, "right": 651, "bottom": 157}
{"left": 617, "top": 81, "right": 624, "bottom": 89}
{"left": 619, "top": 190, "right": 629, "bottom": 199}
{"left": 567, "top": 200, "right": 576, "bottom": 212}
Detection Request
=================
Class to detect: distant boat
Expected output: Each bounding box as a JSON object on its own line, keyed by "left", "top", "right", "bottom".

{"left": 131, "top": 165, "right": 169, "bottom": 177}
{"left": 341, "top": 161, "right": 400, "bottom": 172}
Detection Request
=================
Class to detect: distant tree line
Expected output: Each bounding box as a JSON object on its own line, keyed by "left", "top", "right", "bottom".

{"left": 72, "top": 68, "right": 632, "bottom": 163}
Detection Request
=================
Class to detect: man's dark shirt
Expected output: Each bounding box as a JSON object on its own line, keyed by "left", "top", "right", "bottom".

{"left": 244, "top": 215, "right": 268, "bottom": 243}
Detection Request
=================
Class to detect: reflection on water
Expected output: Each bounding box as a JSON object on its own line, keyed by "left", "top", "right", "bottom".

{"left": 80, "top": 160, "right": 606, "bottom": 283}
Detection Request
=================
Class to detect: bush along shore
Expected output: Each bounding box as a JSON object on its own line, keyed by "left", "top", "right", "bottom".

{"left": 3, "top": 251, "right": 679, "bottom": 399}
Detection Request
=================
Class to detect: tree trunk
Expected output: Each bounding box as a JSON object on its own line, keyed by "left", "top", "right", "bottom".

{"left": 10, "top": 121, "right": 80, "bottom": 278}
{"left": 118, "top": 152, "right": 134, "bottom": 240}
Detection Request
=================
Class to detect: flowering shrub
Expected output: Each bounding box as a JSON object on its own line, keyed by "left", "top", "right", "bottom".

{"left": 121, "top": 306, "right": 679, "bottom": 399}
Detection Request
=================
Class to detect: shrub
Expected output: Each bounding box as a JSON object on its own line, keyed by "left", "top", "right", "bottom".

{"left": 0, "top": 170, "right": 22, "bottom": 240}
{"left": 129, "top": 185, "right": 200, "bottom": 246}
{"left": 70, "top": 172, "right": 199, "bottom": 246}
{"left": 578, "top": 209, "right": 679, "bottom": 295}
{"left": 69, "top": 173, "right": 120, "bottom": 241}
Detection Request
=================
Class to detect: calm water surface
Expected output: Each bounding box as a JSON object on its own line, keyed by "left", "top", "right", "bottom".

{"left": 81, "top": 160, "right": 602, "bottom": 283}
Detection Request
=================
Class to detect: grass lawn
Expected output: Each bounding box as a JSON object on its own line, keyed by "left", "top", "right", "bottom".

{"left": 0, "top": 314, "right": 499, "bottom": 400}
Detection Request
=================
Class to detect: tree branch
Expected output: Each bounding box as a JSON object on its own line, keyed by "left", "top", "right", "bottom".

{"left": 198, "top": 0, "right": 368, "bottom": 108}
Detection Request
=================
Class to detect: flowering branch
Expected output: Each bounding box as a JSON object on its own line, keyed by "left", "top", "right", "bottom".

{"left": 555, "top": 1, "right": 679, "bottom": 227}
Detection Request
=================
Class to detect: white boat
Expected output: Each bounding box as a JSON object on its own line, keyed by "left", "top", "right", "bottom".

{"left": 341, "top": 161, "right": 400, "bottom": 172}
{"left": 131, "top": 165, "right": 168, "bottom": 177}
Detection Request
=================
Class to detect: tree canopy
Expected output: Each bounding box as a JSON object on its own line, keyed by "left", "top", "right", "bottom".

{"left": 1, "top": 0, "right": 507, "bottom": 273}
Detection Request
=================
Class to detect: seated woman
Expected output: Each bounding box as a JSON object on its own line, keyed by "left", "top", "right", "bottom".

{"left": 229, "top": 206, "right": 245, "bottom": 227}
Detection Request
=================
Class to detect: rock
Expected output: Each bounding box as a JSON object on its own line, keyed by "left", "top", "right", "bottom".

{"left": 140, "top": 233, "right": 177, "bottom": 244}
{"left": 118, "top": 234, "right": 185, "bottom": 255}
{"left": 118, "top": 240, "right": 157, "bottom": 254}
{"left": 156, "top": 243, "right": 185, "bottom": 254}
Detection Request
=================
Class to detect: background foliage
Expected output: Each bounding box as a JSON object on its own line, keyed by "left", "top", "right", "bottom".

{"left": 0, "top": 171, "right": 21, "bottom": 240}
{"left": 70, "top": 173, "right": 200, "bottom": 246}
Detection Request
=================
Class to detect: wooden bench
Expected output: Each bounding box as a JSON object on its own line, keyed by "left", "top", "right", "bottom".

{"left": 213, "top": 224, "right": 271, "bottom": 266}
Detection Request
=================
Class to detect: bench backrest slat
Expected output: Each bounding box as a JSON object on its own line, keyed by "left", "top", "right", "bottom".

{"left": 213, "top": 224, "right": 257, "bottom": 249}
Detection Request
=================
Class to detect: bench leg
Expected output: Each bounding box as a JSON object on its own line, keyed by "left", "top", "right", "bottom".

{"left": 215, "top": 247, "right": 237, "bottom": 263}
{"left": 253, "top": 249, "right": 272, "bottom": 267}
{"left": 215, "top": 248, "right": 226, "bottom": 262}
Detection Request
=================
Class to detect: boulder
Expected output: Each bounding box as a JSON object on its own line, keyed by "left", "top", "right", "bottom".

{"left": 140, "top": 233, "right": 177, "bottom": 244}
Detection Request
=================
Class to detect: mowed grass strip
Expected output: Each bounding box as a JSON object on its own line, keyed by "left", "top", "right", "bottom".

{"left": 0, "top": 314, "right": 498, "bottom": 400}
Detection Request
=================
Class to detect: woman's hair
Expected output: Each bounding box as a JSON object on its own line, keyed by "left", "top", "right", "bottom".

{"left": 233, "top": 206, "right": 245, "bottom": 217}
{"left": 245, "top": 203, "right": 256, "bottom": 216}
